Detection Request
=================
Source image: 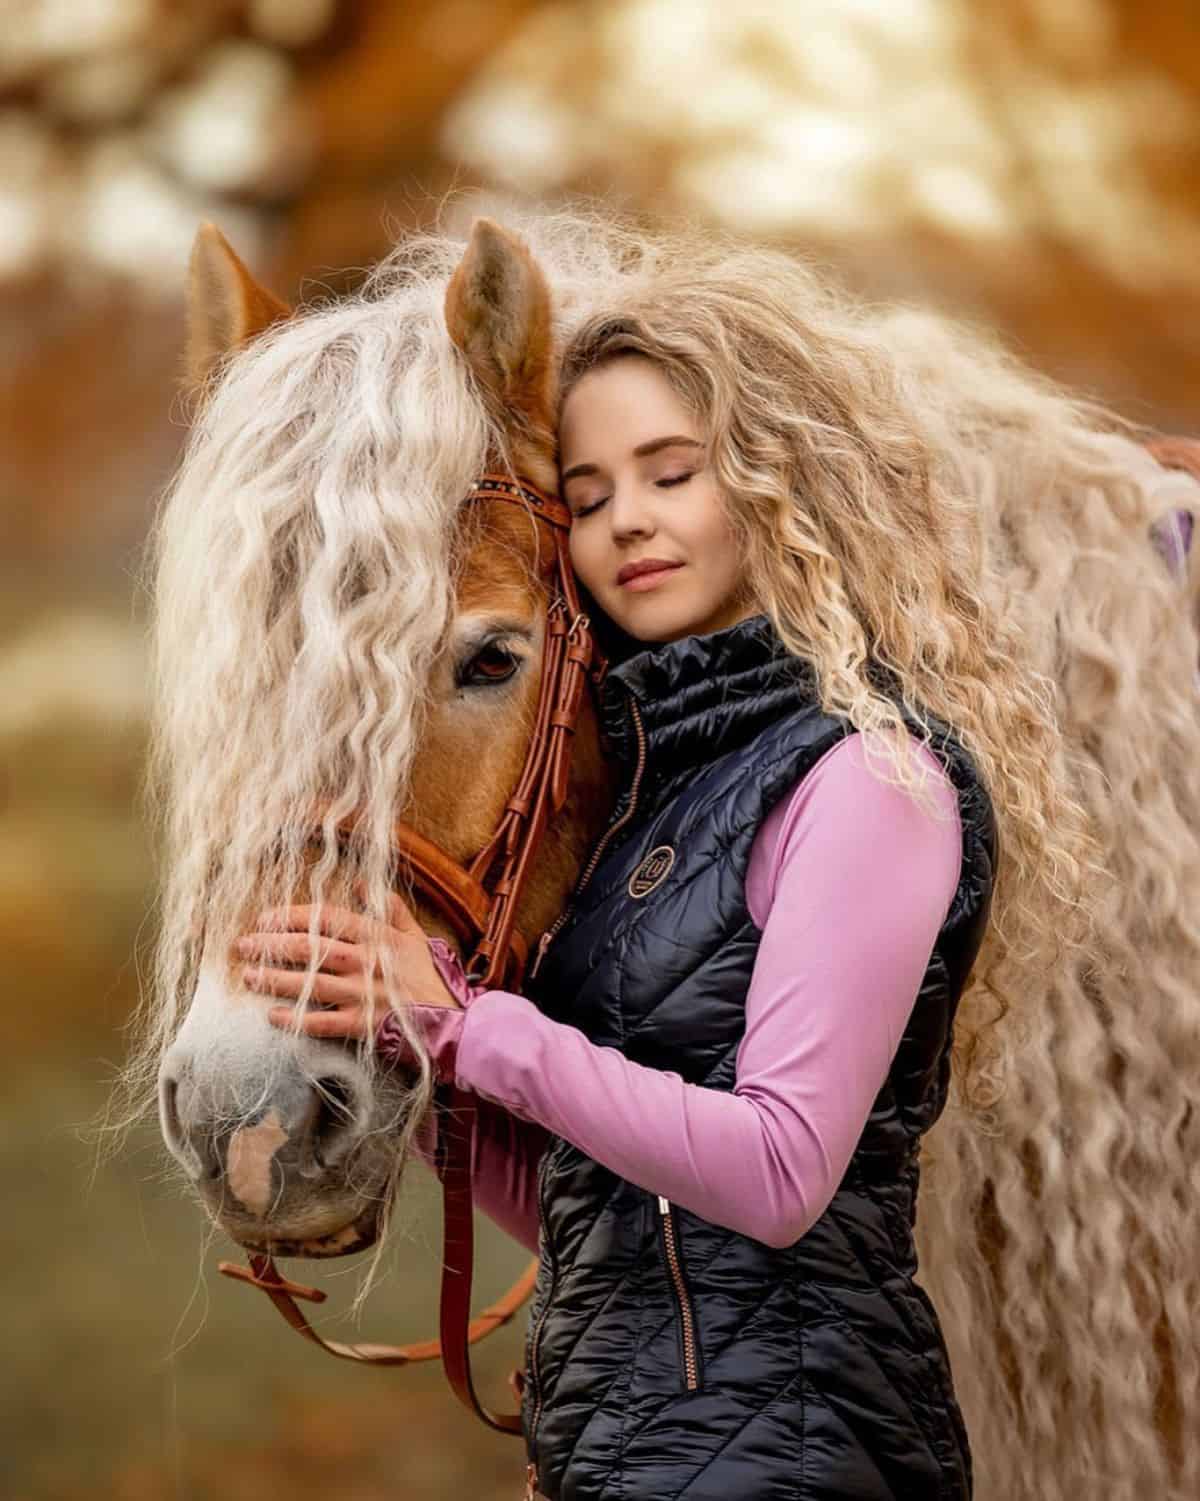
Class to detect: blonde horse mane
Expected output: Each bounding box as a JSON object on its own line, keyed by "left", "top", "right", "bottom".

{"left": 882, "top": 311, "right": 1200, "bottom": 1498}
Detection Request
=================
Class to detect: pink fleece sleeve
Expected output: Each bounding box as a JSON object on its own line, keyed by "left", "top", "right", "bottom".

{"left": 380, "top": 732, "right": 962, "bottom": 1249}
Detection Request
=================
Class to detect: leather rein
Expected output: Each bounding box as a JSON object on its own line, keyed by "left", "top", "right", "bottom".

{"left": 218, "top": 472, "right": 605, "bottom": 1435}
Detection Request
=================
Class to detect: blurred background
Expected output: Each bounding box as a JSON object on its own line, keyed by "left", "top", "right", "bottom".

{"left": 2, "top": 2, "right": 1197, "bottom": 1497}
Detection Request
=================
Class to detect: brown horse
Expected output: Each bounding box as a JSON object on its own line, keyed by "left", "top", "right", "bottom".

{"left": 145, "top": 213, "right": 1200, "bottom": 1499}
{"left": 156, "top": 217, "right": 613, "bottom": 1259}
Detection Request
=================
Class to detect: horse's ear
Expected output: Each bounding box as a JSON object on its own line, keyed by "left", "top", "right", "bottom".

{"left": 444, "top": 218, "right": 556, "bottom": 491}
{"left": 186, "top": 222, "right": 292, "bottom": 392}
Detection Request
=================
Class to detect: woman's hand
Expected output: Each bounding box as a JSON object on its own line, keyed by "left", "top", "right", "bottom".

{"left": 235, "top": 890, "right": 460, "bottom": 1041}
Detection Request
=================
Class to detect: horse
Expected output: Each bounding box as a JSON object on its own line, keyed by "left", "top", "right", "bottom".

{"left": 149, "top": 215, "right": 613, "bottom": 1275}
{"left": 137, "top": 209, "right": 1200, "bottom": 1499}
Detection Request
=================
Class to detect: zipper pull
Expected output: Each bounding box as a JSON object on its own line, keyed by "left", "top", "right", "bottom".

{"left": 528, "top": 929, "right": 553, "bottom": 982}
{"left": 524, "top": 1463, "right": 539, "bottom": 1500}
{"left": 658, "top": 1195, "right": 670, "bottom": 1214}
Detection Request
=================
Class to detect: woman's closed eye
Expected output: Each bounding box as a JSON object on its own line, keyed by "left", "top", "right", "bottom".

{"left": 571, "top": 471, "right": 696, "bottom": 520}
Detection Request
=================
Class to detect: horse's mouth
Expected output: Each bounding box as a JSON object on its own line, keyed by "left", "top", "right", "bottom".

{"left": 227, "top": 1201, "right": 386, "bottom": 1259}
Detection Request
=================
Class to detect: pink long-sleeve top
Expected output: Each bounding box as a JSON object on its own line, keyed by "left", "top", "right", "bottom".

{"left": 378, "top": 732, "right": 963, "bottom": 1252}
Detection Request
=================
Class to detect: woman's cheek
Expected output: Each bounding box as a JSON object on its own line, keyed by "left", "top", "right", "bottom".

{"left": 568, "top": 529, "right": 601, "bottom": 596}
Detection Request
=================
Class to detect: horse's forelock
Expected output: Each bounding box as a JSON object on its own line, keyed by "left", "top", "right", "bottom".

{"left": 140, "top": 256, "right": 505, "bottom": 1112}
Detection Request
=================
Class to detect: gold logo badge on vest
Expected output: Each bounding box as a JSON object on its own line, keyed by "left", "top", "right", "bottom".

{"left": 628, "top": 845, "right": 676, "bottom": 899}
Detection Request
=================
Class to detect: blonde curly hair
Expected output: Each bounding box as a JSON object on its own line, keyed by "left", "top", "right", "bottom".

{"left": 553, "top": 223, "right": 1200, "bottom": 1499}
{"left": 559, "top": 250, "right": 1097, "bottom": 1115}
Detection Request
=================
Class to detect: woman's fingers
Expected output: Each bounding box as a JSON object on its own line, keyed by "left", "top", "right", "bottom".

{"left": 253, "top": 896, "right": 426, "bottom": 946}
{"left": 242, "top": 965, "right": 364, "bottom": 1005}
{"left": 234, "top": 932, "right": 362, "bottom": 974}
{"left": 239, "top": 896, "right": 434, "bottom": 1027}
{"left": 267, "top": 1003, "right": 370, "bottom": 1040}
{"left": 253, "top": 903, "right": 375, "bottom": 944}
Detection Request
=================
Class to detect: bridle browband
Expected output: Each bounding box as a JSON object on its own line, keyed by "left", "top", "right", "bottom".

{"left": 219, "top": 472, "right": 605, "bottom": 1434}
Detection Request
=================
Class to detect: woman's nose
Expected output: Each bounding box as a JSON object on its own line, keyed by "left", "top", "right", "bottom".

{"left": 607, "top": 484, "right": 654, "bottom": 538}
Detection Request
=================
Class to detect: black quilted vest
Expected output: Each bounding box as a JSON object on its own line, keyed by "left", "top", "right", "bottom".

{"left": 522, "top": 613, "right": 997, "bottom": 1501}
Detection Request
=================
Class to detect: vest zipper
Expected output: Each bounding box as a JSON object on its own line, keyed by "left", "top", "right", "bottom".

{"left": 525, "top": 1142, "right": 557, "bottom": 1470}
{"left": 658, "top": 1196, "right": 702, "bottom": 1391}
{"left": 526, "top": 694, "right": 648, "bottom": 1470}
{"left": 528, "top": 694, "right": 648, "bottom": 982}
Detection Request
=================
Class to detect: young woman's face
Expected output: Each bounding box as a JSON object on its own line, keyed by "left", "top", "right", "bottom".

{"left": 559, "top": 356, "right": 754, "bottom": 644}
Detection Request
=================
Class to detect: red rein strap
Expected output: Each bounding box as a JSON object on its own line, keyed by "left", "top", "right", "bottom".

{"left": 218, "top": 473, "right": 598, "bottom": 1436}
{"left": 218, "top": 1089, "right": 536, "bottom": 1434}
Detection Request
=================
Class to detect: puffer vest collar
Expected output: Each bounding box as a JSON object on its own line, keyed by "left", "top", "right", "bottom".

{"left": 598, "top": 611, "right": 818, "bottom": 802}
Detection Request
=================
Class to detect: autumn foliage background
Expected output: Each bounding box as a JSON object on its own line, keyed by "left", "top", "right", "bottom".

{"left": 2, "top": 3, "right": 1197, "bottom": 1497}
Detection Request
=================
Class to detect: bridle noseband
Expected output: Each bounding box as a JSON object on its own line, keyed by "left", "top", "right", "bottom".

{"left": 219, "top": 472, "right": 605, "bottom": 1434}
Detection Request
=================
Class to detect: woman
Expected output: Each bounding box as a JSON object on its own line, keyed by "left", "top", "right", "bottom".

{"left": 238, "top": 246, "right": 1114, "bottom": 1500}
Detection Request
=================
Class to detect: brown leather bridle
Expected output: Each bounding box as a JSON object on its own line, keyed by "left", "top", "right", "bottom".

{"left": 219, "top": 472, "right": 605, "bottom": 1435}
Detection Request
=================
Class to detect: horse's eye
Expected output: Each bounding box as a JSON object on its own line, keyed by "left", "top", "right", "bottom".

{"left": 458, "top": 642, "right": 522, "bottom": 688}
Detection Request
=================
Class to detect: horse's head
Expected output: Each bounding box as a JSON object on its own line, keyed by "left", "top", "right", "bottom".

{"left": 152, "top": 218, "right": 612, "bottom": 1257}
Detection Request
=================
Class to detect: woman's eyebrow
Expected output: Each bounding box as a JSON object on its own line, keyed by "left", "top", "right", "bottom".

{"left": 633, "top": 435, "right": 703, "bottom": 458}
{"left": 561, "top": 435, "right": 702, "bottom": 485}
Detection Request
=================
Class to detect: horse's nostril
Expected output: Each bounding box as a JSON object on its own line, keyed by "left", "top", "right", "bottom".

{"left": 159, "top": 1074, "right": 184, "bottom": 1154}
{"left": 159, "top": 1072, "right": 220, "bottom": 1180}
{"left": 310, "top": 1077, "right": 361, "bottom": 1168}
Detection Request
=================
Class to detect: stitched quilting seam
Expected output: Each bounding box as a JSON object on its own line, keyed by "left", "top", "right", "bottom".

{"left": 676, "top": 1276, "right": 791, "bottom": 1371}
{"left": 803, "top": 1278, "right": 944, "bottom": 1489}
{"left": 673, "top": 1369, "right": 809, "bottom": 1500}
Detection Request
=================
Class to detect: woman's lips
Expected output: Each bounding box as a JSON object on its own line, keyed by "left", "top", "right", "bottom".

{"left": 618, "top": 563, "right": 684, "bottom": 591}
